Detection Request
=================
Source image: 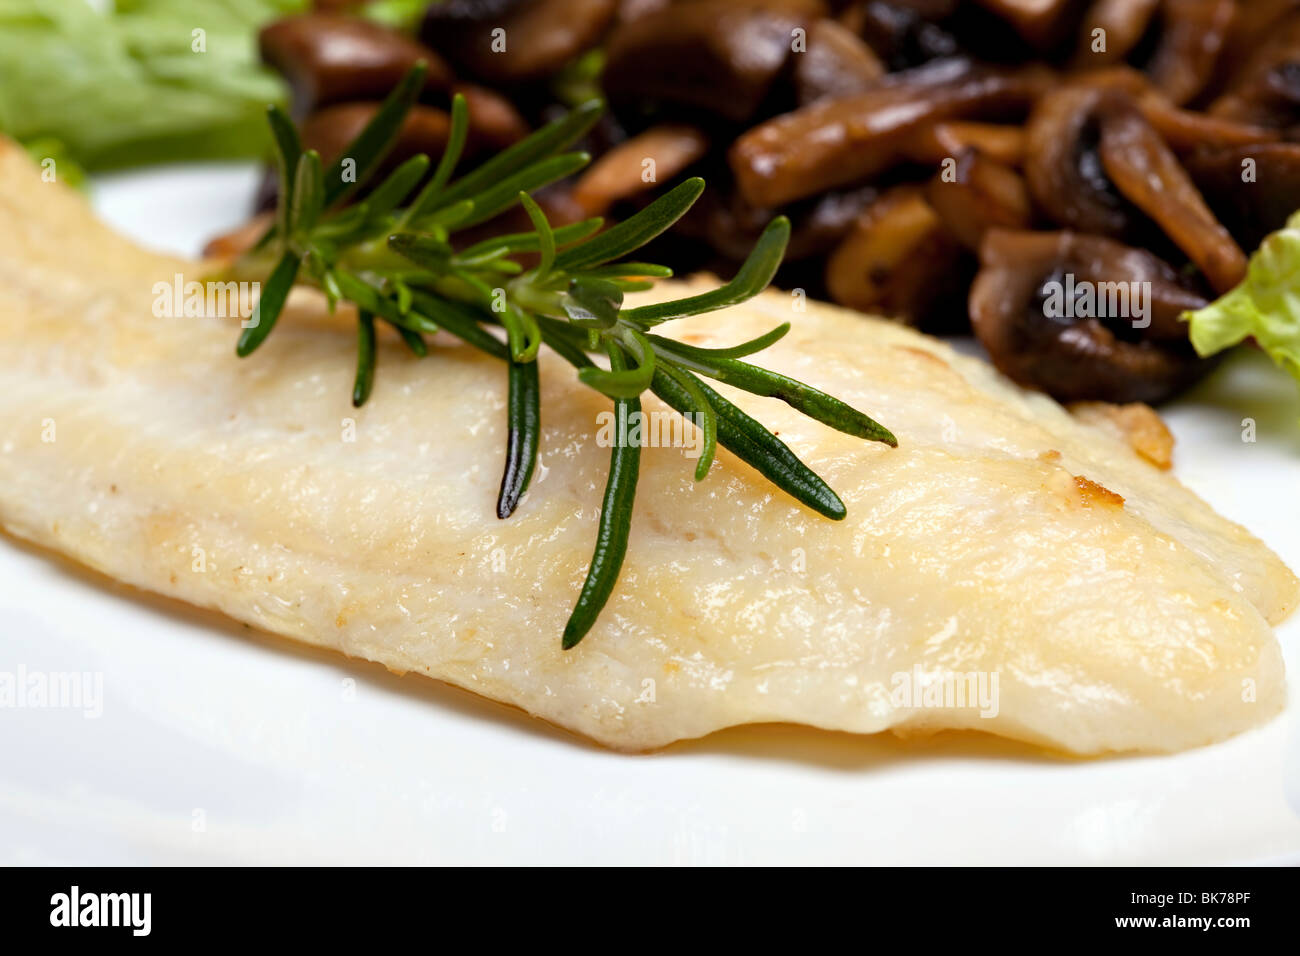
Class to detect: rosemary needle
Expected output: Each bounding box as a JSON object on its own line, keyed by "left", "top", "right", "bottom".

{"left": 322, "top": 62, "right": 426, "bottom": 208}
{"left": 563, "top": 345, "right": 642, "bottom": 649}
{"left": 352, "top": 310, "right": 377, "bottom": 408}
{"left": 229, "top": 65, "right": 896, "bottom": 648}
{"left": 236, "top": 249, "right": 299, "bottom": 357}
{"left": 497, "top": 359, "right": 540, "bottom": 519}
{"left": 650, "top": 368, "right": 848, "bottom": 520}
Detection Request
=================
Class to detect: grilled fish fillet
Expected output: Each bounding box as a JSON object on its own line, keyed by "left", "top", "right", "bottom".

{"left": 0, "top": 141, "right": 1294, "bottom": 754}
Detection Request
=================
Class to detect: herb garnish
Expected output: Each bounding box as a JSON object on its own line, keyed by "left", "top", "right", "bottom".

{"left": 225, "top": 64, "right": 897, "bottom": 648}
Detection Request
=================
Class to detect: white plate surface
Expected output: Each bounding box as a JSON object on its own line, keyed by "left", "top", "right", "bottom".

{"left": 2, "top": 164, "right": 1299, "bottom": 865}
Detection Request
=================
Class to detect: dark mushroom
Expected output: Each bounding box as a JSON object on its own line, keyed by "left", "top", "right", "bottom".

{"left": 824, "top": 186, "right": 970, "bottom": 327}
{"left": 451, "top": 83, "right": 531, "bottom": 149}
{"left": 782, "top": 186, "right": 885, "bottom": 261}
{"left": 925, "top": 149, "right": 1032, "bottom": 250}
{"left": 1024, "top": 84, "right": 1138, "bottom": 237}
{"left": 973, "top": 0, "right": 1075, "bottom": 49}
{"left": 680, "top": 183, "right": 880, "bottom": 264}
{"left": 615, "top": 0, "right": 672, "bottom": 24}
{"left": 1142, "top": 0, "right": 1235, "bottom": 105}
{"left": 1210, "top": 10, "right": 1300, "bottom": 127}
{"left": 970, "top": 229, "right": 1212, "bottom": 404}
{"left": 1097, "top": 95, "right": 1247, "bottom": 293}
{"left": 1071, "top": 0, "right": 1159, "bottom": 68}
{"left": 793, "top": 19, "right": 887, "bottom": 105}
{"left": 602, "top": 0, "right": 826, "bottom": 124}
{"left": 847, "top": 1, "right": 962, "bottom": 71}
{"left": 300, "top": 102, "right": 455, "bottom": 170}
{"left": 1185, "top": 142, "right": 1300, "bottom": 249}
{"left": 259, "top": 14, "right": 453, "bottom": 117}
{"left": 1212, "top": 0, "right": 1300, "bottom": 94}
{"left": 571, "top": 125, "right": 710, "bottom": 216}
{"left": 731, "top": 58, "right": 1049, "bottom": 207}
{"left": 298, "top": 94, "right": 529, "bottom": 174}
{"left": 421, "top": 0, "right": 618, "bottom": 85}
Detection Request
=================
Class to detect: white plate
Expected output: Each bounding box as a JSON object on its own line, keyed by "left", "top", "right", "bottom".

{"left": 2, "top": 164, "right": 1299, "bottom": 865}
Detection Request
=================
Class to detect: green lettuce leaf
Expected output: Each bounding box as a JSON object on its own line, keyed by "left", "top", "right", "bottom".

{"left": 1183, "top": 211, "right": 1300, "bottom": 385}
{"left": 0, "top": 0, "right": 306, "bottom": 170}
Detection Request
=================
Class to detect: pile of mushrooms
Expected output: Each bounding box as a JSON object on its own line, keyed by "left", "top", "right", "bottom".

{"left": 245, "top": 0, "right": 1300, "bottom": 404}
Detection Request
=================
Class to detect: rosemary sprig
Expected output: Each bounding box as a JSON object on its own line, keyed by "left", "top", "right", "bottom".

{"left": 228, "top": 65, "right": 897, "bottom": 649}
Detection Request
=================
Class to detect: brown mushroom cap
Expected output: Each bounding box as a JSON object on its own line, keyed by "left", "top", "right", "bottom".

{"left": 1143, "top": 0, "right": 1235, "bottom": 106}
{"left": 451, "top": 83, "right": 532, "bottom": 149}
{"left": 1211, "top": 10, "right": 1300, "bottom": 127}
{"left": 259, "top": 14, "right": 453, "bottom": 117}
{"left": 970, "top": 229, "right": 1212, "bottom": 404}
{"left": 1185, "top": 142, "right": 1300, "bottom": 249}
{"left": 571, "top": 124, "right": 710, "bottom": 216}
{"left": 297, "top": 94, "right": 531, "bottom": 170}
{"left": 421, "top": 0, "right": 618, "bottom": 85}
{"left": 253, "top": 102, "right": 460, "bottom": 215}
{"left": 1071, "top": 0, "right": 1160, "bottom": 68}
{"left": 793, "top": 18, "right": 886, "bottom": 105}
{"left": 1025, "top": 84, "right": 1137, "bottom": 237}
{"left": 602, "top": 0, "right": 825, "bottom": 124}
{"left": 300, "top": 102, "right": 454, "bottom": 170}
{"left": 1213, "top": 0, "right": 1300, "bottom": 92}
{"left": 848, "top": 1, "right": 962, "bottom": 71}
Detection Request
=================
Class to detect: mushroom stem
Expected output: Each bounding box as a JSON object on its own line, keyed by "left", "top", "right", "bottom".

{"left": 1097, "top": 96, "right": 1247, "bottom": 293}
{"left": 731, "top": 60, "right": 1049, "bottom": 208}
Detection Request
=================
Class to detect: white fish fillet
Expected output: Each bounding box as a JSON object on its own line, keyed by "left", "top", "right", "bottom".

{"left": 0, "top": 142, "right": 1294, "bottom": 754}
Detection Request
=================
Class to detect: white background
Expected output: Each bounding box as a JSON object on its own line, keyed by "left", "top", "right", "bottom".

{"left": 1, "top": 163, "right": 1298, "bottom": 864}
